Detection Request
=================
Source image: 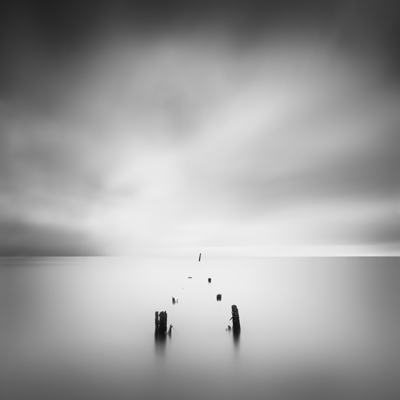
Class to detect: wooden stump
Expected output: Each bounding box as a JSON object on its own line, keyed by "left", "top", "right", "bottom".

{"left": 231, "top": 305, "right": 241, "bottom": 332}
{"left": 208, "top": 278, "right": 211, "bottom": 283}
{"left": 155, "top": 311, "right": 168, "bottom": 334}
{"left": 216, "top": 294, "right": 222, "bottom": 301}
{"left": 155, "top": 311, "right": 159, "bottom": 333}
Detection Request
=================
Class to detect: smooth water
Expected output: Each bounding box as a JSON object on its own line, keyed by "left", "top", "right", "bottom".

{"left": 1, "top": 257, "right": 399, "bottom": 400}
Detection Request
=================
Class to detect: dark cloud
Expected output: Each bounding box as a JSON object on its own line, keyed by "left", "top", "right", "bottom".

{"left": 1, "top": 1, "right": 400, "bottom": 56}
{"left": 1, "top": 0, "right": 400, "bottom": 105}
{"left": 0, "top": 218, "right": 99, "bottom": 256}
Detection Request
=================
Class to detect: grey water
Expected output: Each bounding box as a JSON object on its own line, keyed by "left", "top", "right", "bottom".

{"left": 1, "top": 256, "right": 399, "bottom": 400}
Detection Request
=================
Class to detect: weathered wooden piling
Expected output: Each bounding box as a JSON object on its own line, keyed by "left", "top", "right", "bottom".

{"left": 155, "top": 311, "right": 168, "bottom": 334}
{"left": 159, "top": 311, "right": 167, "bottom": 333}
{"left": 216, "top": 294, "right": 222, "bottom": 301}
{"left": 155, "top": 311, "right": 159, "bottom": 333}
{"left": 231, "top": 305, "right": 241, "bottom": 332}
{"left": 208, "top": 278, "right": 211, "bottom": 283}
{"left": 172, "top": 297, "right": 176, "bottom": 304}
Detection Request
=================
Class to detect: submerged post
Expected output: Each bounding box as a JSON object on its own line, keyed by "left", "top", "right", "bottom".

{"left": 231, "top": 305, "right": 241, "bottom": 332}
{"left": 155, "top": 311, "right": 168, "bottom": 334}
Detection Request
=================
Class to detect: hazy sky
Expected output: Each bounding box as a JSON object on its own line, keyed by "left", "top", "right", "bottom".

{"left": 0, "top": 1, "right": 399, "bottom": 256}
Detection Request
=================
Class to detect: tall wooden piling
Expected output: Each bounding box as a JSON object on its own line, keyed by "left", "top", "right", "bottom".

{"left": 155, "top": 311, "right": 168, "bottom": 334}
{"left": 155, "top": 311, "right": 159, "bottom": 333}
{"left": 231, "top": 305, "right": 241, "bottom": 332}
{"left": 159, "top": 311, "right": 167, "bottom": 333}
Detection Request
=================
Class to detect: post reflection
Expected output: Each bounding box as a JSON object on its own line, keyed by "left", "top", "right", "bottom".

{"left": 233, "top": 329, "right": 241, "bottom": 348}
{"left": 154, "top": 332, "right": 167, "bottom": 358}
{"left": 232, "top": 329, "right": 240, "bottom": 350}
{"left": 226, "top": 325, "right": 241, "bottom": 352}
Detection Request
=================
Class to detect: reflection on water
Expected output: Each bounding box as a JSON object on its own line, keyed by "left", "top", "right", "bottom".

{"left": 154, "top": 332, "right": 167, "bottom": 358}
{"left": 233, "top": 329, "right": 241, "bottom": 348}
{"left": 0, "top": 256, "right": 399, "bottom": 400}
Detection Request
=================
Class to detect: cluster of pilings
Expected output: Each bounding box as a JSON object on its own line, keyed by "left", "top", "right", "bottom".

{"left": 155, "top": 311, "right": 168, "bottom": 335}
{"left": 154, "top": 254, "right": 242, "bottom": 340}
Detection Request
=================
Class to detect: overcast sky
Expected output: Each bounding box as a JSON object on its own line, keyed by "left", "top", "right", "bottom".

{"left": 0, "top": 1, "right": 399, "bottom": 256}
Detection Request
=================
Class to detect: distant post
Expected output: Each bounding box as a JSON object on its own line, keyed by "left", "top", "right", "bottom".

{"left": 199, "top": 253, "right": 201, "bottom": 262}
{"left": 231, "top": 305, "right": 241, "bottom": 332}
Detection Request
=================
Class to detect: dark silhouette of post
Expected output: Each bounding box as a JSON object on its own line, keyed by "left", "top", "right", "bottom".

{"left": 231, "top": 305, "right": 241, "bottom": 332}
{"left": 199, "top": 253, "right": 201, "bottom": 261}
{"left": 155, "top": 311, "right": 159, "bottom": 332}
{"left": 155, "top": 311, "right": 168, "bottom": 334}
{"left": 208, "top": 278, "right": 211, "bottom": 283}
{"left": 216, "top": 294, "right": 222, "bottom": 301}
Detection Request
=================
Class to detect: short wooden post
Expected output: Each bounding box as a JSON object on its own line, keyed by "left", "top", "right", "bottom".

{"left": 155, "top": 311, "right": 168, "bottom": 334}
{"left": 159, "top": 311, "right": 167, "bottom": 334}
{"left": 155, "top": 311, "right": 159, "bottom": 333}
{"left": 208, "top": 278, "right": 211, "bottom": 283}
{"left": 231, "top": 305, "right": 241, "bottom": 332}
{"left": 216, "top": 294, "right": 222, "bottom": 301}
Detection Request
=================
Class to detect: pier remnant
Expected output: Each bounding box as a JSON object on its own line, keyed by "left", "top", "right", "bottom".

{"left": 231, "top": 305, "right": 241, "bottom": 332}
{"left": 172, "top": 297, "right": 176, "bottom": 304}
{"left": 199, "top": 253, "right": 201, "bottom": 261}
{"left": 155, "top": 311, "right": 159, "bottom": 332}
{"left": 216, "top": 294, "right": 222, "bottom": 301}
{"left": 155, "top": 311, "right": 168, "bottom": 334}
{"left": 208, "top": 278, "right": 211, "bottom": 283}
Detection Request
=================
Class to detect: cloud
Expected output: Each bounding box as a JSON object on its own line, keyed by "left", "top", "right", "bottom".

{"left": 0, "top": 1, "right": 399, "bottom": 255}
{"left": 0, "top": 218, "right": 99, "bottom": 256}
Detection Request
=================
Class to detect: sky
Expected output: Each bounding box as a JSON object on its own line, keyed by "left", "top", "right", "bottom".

{"left": 0, "top": 0, "right": 399, "bottom": 256}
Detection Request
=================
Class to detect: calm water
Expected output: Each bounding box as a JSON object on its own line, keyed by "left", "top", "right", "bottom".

{"left": 1, "top": 257, "right": 399, "bottom": 400}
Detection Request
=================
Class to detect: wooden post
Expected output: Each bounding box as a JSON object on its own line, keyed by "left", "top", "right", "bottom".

{"left": 199, "top": 253, "right": 201, "bottom": 261}
{"left": 155, "top": 311, "right": 168, "bottom": 334}
{"left": 208, "top": 278, "right": 211, "bottom": 283}
{"left": 155, "top": 311, "right": 159, "bottom": 333}
{"left": 216, "top": 294, "right": 222, "bottom": 301}
{"left": 159, "top": 311, "right": 167, "bottom": 334}
{"left": 231, "top": 305, "right": 241, "bottom": 332}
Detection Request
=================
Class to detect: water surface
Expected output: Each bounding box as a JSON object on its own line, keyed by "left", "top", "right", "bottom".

{"left": 1, "top": 257, "right": 399, "bottom": 399}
